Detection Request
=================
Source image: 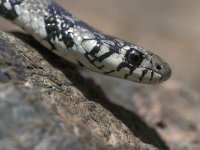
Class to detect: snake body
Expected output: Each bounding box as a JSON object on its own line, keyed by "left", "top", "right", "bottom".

{"left": 0, "top": 0, "right": 171, "bottom": 84}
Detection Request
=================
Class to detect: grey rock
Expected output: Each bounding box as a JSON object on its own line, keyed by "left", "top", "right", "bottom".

{"left": 0, "top": 31, "right": 165, "bottom": 150}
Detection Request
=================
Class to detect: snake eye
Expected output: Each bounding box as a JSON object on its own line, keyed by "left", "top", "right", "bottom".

{"left": 127, "top": 49, "right": 144, "bottom": 65}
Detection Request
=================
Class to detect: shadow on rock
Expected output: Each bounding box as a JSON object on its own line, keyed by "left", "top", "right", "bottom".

{"left": 11, "top": 32, "right": 169, "bottom": 150}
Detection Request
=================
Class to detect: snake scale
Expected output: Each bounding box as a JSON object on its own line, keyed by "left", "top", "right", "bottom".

{"left": 0, "top": 0, "right": 171, "bottom": 84}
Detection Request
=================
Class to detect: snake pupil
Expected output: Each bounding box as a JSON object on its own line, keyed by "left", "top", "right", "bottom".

{"left": 127, "top": 49, "right": 143, "bottom": 65}
{"left": 156, "top": 65, "right": 162, "bottom": 70}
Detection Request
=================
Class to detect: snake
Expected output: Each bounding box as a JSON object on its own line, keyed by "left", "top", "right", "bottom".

{"left": 0, "top": 0, "right": 171, "bottom": 84}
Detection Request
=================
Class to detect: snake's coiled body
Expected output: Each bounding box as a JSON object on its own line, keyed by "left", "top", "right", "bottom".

{"left": 0, "top": 0, "right": 171, "bottom": 84}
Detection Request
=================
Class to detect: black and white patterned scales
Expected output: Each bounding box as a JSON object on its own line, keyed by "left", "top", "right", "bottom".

{"left": 0, "top": 0, "right": 171, "bottom": 84}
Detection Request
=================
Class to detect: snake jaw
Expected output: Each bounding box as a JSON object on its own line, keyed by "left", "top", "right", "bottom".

{"left": 150, "top": 54, "right": 172, "bottom": 83}
{"left": 139, "top": 52, "right": 172, "bottom": 83}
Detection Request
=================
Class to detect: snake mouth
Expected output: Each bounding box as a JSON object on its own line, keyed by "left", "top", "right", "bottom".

{"left": 158, "top": 62, "right": 172, "bottom": 83}
{"left": 135, "top": 53, "right": 172, "bottom": 84}
{"left": 150, "top": 55, "right": 172, "bottom": 83}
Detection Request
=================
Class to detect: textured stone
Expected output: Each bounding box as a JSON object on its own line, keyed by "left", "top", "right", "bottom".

{"left": 88, "top": 70, "right": 200, "bottom": 150}
{"left": 0, "top": 31, "right": 164, "bottom": 150}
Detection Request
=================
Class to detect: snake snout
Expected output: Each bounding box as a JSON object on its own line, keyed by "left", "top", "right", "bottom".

{"left": 152, "top": 55, "right": 172, "bottom": 83}
{"left": 159, "top": 62, "right": 172, "bottom": 82}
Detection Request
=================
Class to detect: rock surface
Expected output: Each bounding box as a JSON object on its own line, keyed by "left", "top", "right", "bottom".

{"left": 1, "top": 31, "right": 200, "bottom": 150}
{"left": 83, "top": 71, "right": 200, "bottom": 150}
{"left": 0, "top": 31, "right": 168, "bottom": 150}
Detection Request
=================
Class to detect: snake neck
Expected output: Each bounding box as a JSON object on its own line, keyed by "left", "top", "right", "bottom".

{"left": 0, "top": 0, "right": 171, "bottom": 83}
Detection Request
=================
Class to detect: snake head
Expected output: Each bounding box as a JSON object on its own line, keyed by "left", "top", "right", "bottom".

{"left": 81, "top": 37, "right": 172, "bottom": 84}
{"left": 109, "top": 45, "right": 172, "bottom": 84}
